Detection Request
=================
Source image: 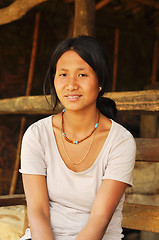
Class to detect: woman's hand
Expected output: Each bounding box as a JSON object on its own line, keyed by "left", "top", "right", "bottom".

{"left": 22, "top": 174, "right": 54, "bottom": 240}
{"left": 75, "top": 179, "right": 127, "bottom": 240}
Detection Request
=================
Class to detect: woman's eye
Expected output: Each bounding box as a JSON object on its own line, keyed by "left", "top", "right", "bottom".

{"left": 59, "top": 73, "right": 67, "bottom": 77}
{"left": 79, "top": 74, "right": 87, "bottom": 77}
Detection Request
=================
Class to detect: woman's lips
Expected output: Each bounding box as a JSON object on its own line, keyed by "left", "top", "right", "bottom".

{"left": 65, "top": 95, "right": 82, "bottom": 101}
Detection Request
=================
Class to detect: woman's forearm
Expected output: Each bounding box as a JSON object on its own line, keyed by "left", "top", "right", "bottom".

{"left": 75, "top": 215, "right": 108, "bottom": 240}
{"left": 28, "top": 209, "right": 54, "bottom": 240}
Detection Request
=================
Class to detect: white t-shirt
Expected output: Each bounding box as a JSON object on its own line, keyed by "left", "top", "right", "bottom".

{"left": 19, "top": 115, "right": 136, "bottom": 240}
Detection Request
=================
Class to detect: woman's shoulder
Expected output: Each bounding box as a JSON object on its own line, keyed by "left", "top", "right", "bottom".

{"left": 111, "top": 119, "right": 134, "bottom": 140}
{"left": 109, "top": 120, "right": 136, "bottom": 155}
{"left": 101, "top": 114, "right": 135, "bottom": 146}
{"left": 100, "top": 114, "right": 132, "bottom": 137}
{"left": 24, "top": 115, "right": 53, "bottom": 137}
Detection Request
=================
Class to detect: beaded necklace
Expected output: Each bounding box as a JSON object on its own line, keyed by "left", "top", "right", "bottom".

{"left": 61, "top": 109, "right": 100, "bottom": 144}
{"left": 61, "top": 128, "right": 95, "bottom": 165}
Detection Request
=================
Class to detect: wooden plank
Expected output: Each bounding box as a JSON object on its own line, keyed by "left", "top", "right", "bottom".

{"left": 136, "top": 138, "right": 159, "bottom": 162}
{"left": 0, "top": 194, "right": 25, "bottom": 207}
{"left": 122, "top": 203, "right": 159, "bottom": 233}
{"left": 0, "top": 90, "right": 159, "bottom": 115}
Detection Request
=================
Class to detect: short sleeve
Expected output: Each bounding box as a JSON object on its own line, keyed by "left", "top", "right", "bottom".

{"left": 102, "top": 130, "right": 136, "bottom": 186}
{"left": 19, "top": 124, "right": 47, "bottom": 175}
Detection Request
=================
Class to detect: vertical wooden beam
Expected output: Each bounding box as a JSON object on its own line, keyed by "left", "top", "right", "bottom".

{"left": 9, "top": 12, "right": 40, "bottom": 195}
{"left": 73, "top": 0, "right": 95, "bottom": 37}
{"left": 25, "top": 13, "right": 40, "bottom": 96}
{"left": 140, "top": 38, "right": 159, "bottom": 139}
{"left": 151, "top": 39, "right": 158, "bottom": 84}
{"left": 112, "top": 28, "right": 119, "bottom": 91}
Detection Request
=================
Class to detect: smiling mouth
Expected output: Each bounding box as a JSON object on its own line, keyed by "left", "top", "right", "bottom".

{"left": 65, "top": 95, "right": 82, "bottom": 100}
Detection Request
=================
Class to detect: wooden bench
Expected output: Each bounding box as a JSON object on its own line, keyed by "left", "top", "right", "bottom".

{"left": 0, "top": 138, "right": 159, "bottom": 233}
{"left": 122, "top": 138, "right": 159, "bottom": 233}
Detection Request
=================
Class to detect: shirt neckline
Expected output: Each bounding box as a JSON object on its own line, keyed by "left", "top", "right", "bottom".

{"left": 49, "top": 115, "right": 114, "bottom": 174}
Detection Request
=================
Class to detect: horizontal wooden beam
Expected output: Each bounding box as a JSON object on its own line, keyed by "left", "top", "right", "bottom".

{"left": 0, "top": 95, "right": 63, "bottom": 115}
{"left": 0, "top": 0, "right": 47, "bottom": 26}
{"left": 104, "top": 90, "right": 159, "bottom": 112}
{"left": 0, "top": 194, "right": 25, "bottom": 207}
{"left": 122, "top": 202, "right": 159, "bottom": 233}
{"left": 0, "top": 90, "right": 159, "bottom": 115}
{"left": 136, "top": 138, "right": 159, "bottom": 162}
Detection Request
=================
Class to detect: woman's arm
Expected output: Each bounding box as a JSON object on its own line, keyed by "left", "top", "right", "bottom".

{"left": 75, "top": 179, "right": 127, "bottom": 240}
{"left": 22, "top": 174, "right": 54, "bottom": 240}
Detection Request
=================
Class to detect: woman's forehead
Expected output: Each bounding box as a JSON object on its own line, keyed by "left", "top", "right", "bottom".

{"left": 56, "top": 50, "right": 91, "bottom": 70}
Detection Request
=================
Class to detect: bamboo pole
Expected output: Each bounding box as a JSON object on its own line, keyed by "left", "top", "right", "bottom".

{"left": 9, "top": 12, "right": 40, "bottom": 195}
{"left": 112, "top": 28, "right": 119, "bottom": 91}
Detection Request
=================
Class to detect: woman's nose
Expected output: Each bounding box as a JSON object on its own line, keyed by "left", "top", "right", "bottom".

{"left": 66, "top": 76, "right": 79, "bottom": 91}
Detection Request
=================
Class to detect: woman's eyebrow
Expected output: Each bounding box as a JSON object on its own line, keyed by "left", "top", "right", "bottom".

{"left": 58, "top": 67, "right": 88, "bottom": 71}
{"left": 58, "top": 68, "right": 68, "bottom": 71}
{"left": 77, "top": 67, "right": 87, "bottom": 70}
{"left": 57, "top": 67, "right": 89, "bottom": 72}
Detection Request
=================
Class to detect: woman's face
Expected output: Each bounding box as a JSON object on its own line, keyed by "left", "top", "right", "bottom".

{"left": 54, "top": 50, "right": 100, "bottom": 112}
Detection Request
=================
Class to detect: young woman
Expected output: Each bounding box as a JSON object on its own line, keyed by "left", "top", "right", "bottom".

{"left": 19, "top": 36, "right": 136, "bottom": 240}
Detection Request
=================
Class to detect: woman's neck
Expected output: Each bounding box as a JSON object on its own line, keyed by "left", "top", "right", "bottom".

{"left": 62, "top": 107, "right": 99, "bottom": 139}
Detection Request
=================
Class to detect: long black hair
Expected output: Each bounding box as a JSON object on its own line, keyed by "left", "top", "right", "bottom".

{"left": 44, "top": 35, "right": 117, "bottom": 121}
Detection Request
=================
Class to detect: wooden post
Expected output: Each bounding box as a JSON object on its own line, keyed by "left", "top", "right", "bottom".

{"left": 151, "top": 39, "right": 158, "bottom": 84}
{"left": 73, "top": 0, "right": 95, "bottom": 37}
{"left": 140, "top": 38, "right": 159, "bottom": 139}
{"left": 112, "top": 28, "right": 119, "bottom": 91}
{"left": 9, "top": 12, "right": 40, "bottom": 195}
